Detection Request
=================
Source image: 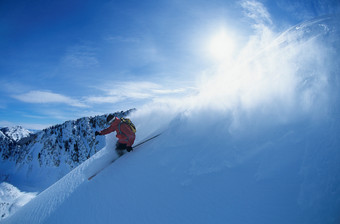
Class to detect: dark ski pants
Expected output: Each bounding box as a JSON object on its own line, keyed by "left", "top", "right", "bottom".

{"left": 116, "top": 142, "right": 127, "bottom": 157}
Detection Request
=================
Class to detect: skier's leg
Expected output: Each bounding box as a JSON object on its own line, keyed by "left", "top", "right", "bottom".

{"left": 116, "top": 142, "right": 127, "bottom": 157}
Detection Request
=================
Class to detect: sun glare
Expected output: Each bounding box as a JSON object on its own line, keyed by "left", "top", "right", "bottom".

{"left": 208, "top": 30, "right": 235, "bottom": 61}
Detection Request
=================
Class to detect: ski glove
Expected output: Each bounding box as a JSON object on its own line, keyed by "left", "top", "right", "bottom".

{"left": 127, "top": 146, "right": 133, "bottom": 152}
{"left": 95, "top": 131, "right": 101, "bottom": 136}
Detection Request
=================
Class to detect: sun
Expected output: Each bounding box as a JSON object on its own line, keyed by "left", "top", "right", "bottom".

{"left": 208, "top": 29, "right": 235, "bottom": 61}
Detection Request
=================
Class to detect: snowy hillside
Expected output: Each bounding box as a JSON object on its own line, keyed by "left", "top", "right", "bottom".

{"left": 2, "top": 15, "right": 340, "bottom": 224}
{"left": 0, "top": 109, "right": 135, "bottom": 192}
{"left": 0, "top": 182, "right": 37, "bottom": 220}
{"left": 2, "top": 108, "right": 340, "bottom": 224}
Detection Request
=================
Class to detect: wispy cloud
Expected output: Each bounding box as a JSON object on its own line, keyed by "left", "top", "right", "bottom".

{"left": 0, "top": 101, "right": 6, "bottom": 109}
{"left": 85, "top": 96, "right": 121, "bottom": 104}
{"left": 187, "top": 1, "right": 334, "bottom": 128}
{"left": 61, "top": 44, "right": 99, "bottom": 68}
{"left": 104, "top": 35, "right": 140, "bottom": 43}
{"left": 276, "top": 1, "right": 340, "bottom": 21}
{"left": 12, "top": 90, "right": 88, "bottom": 108}
{"left": 106, "top": 81, "right": 160, "bottom": 99}
{"left": 86, "top": 81, "right": 190, "bottom": 104}
{"left": 241, "top": 0, "right": 272, "bottom": 25}
{"left": 104, "top": 34, "right": 164, "bottom": 66}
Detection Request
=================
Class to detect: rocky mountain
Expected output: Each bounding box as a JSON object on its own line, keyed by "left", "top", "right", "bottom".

{"left": 0, "top": 109, "right": 135, "bottom": 190}
{"left": 0, "top": 126, "right": 32, "bottom": 142}
{"left": 0, "top": 132, "right": 14, "bottom": 159}
{"left": 0, "top": 126, "right": 32, "bottom": 162}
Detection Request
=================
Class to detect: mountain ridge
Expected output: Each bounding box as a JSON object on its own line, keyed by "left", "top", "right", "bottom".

{"left": 0, "top": 109, "right": 136, "bottom": 191}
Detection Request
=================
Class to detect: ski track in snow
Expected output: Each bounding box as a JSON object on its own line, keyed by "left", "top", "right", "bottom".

{"left": 3, "top": 116, "right": 340, "bottom": 224}
{"left": 2, "top": 15, "right": 340, "bottom": 224}
{"left": 1, "top": 133, "right": 118, "bottom": 223}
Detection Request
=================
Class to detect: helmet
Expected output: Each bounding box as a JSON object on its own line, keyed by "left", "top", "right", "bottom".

{"left": 106, "top": 114, "right": 115, "bottom": 123}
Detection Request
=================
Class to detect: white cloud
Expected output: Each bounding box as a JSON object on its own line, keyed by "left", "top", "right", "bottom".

{"left": 86, "top": 81, "right": 191, "bottom": 104}
{"left": 151, "top": 88, "right": 187, "bottom": 94}
{"left": 13, "top": 90, "right": 88, "bottom": 108}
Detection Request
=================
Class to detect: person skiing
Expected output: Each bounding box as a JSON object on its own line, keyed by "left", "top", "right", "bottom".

{"left": 95, "top": 114, "right": 136, "bottom": 156}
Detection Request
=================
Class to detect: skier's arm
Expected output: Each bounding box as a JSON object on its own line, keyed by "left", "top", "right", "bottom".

{"left": 99, "top": 124, "right": 116, "bottom": 135}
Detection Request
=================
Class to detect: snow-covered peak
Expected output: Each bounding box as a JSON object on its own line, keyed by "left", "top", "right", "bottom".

{"left": 0, "top": 126, "right": 32, "bottom": 142}
{"left": 0, "top": 130, "right": 8, "bottom": 140}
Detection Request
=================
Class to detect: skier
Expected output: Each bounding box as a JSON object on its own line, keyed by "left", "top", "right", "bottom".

{"left": 95, "top": 114, "right": 136, "bottom": 156}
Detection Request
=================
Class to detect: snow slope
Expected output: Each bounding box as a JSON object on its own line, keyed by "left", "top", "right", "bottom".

{"left": 0, "top": 111, "right": 134, "bottom": 193}
{"left": 3, "top": 111, "right": 340, "bottom": 224}
{"left": 0, "top": 182, "right": 37, "bottom": 220}
{"left": 3, "top": 15, "right": 340, "bottom": 224}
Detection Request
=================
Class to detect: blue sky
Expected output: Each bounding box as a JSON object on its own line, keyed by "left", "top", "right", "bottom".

{"left": 0, "top": 0, "right": 339, "bottom": 130}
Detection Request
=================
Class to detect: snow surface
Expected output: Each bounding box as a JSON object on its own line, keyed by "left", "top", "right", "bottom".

{"left": 2, "top": 15, "right": 340, "bottom": 224}
{"left": 0, "top": 114, "right": 111, "bottom": 192}
{"left": 0, "top": 182, "right": 37, "bottom": 220}
{"left": 3, "top": 113, "right": 340, "bottom": 224}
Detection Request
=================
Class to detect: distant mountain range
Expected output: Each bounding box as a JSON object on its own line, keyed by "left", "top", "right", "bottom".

{"left": 0, "top": 126, "right": 32, "bottom": 142}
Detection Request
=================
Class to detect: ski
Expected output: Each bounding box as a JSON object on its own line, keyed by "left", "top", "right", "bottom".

{"left": 88, "top": 133, "right": 161, "bottom": 180}
{"left": 131, "top": 133, "right": 162, "bottom": 149}
{"left": 88, "top": 159, "right": 117, "bottom": 180}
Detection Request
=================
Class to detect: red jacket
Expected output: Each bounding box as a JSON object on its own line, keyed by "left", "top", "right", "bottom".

{"left": 99, "top": 117, "right": 136, "bottom": 147}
